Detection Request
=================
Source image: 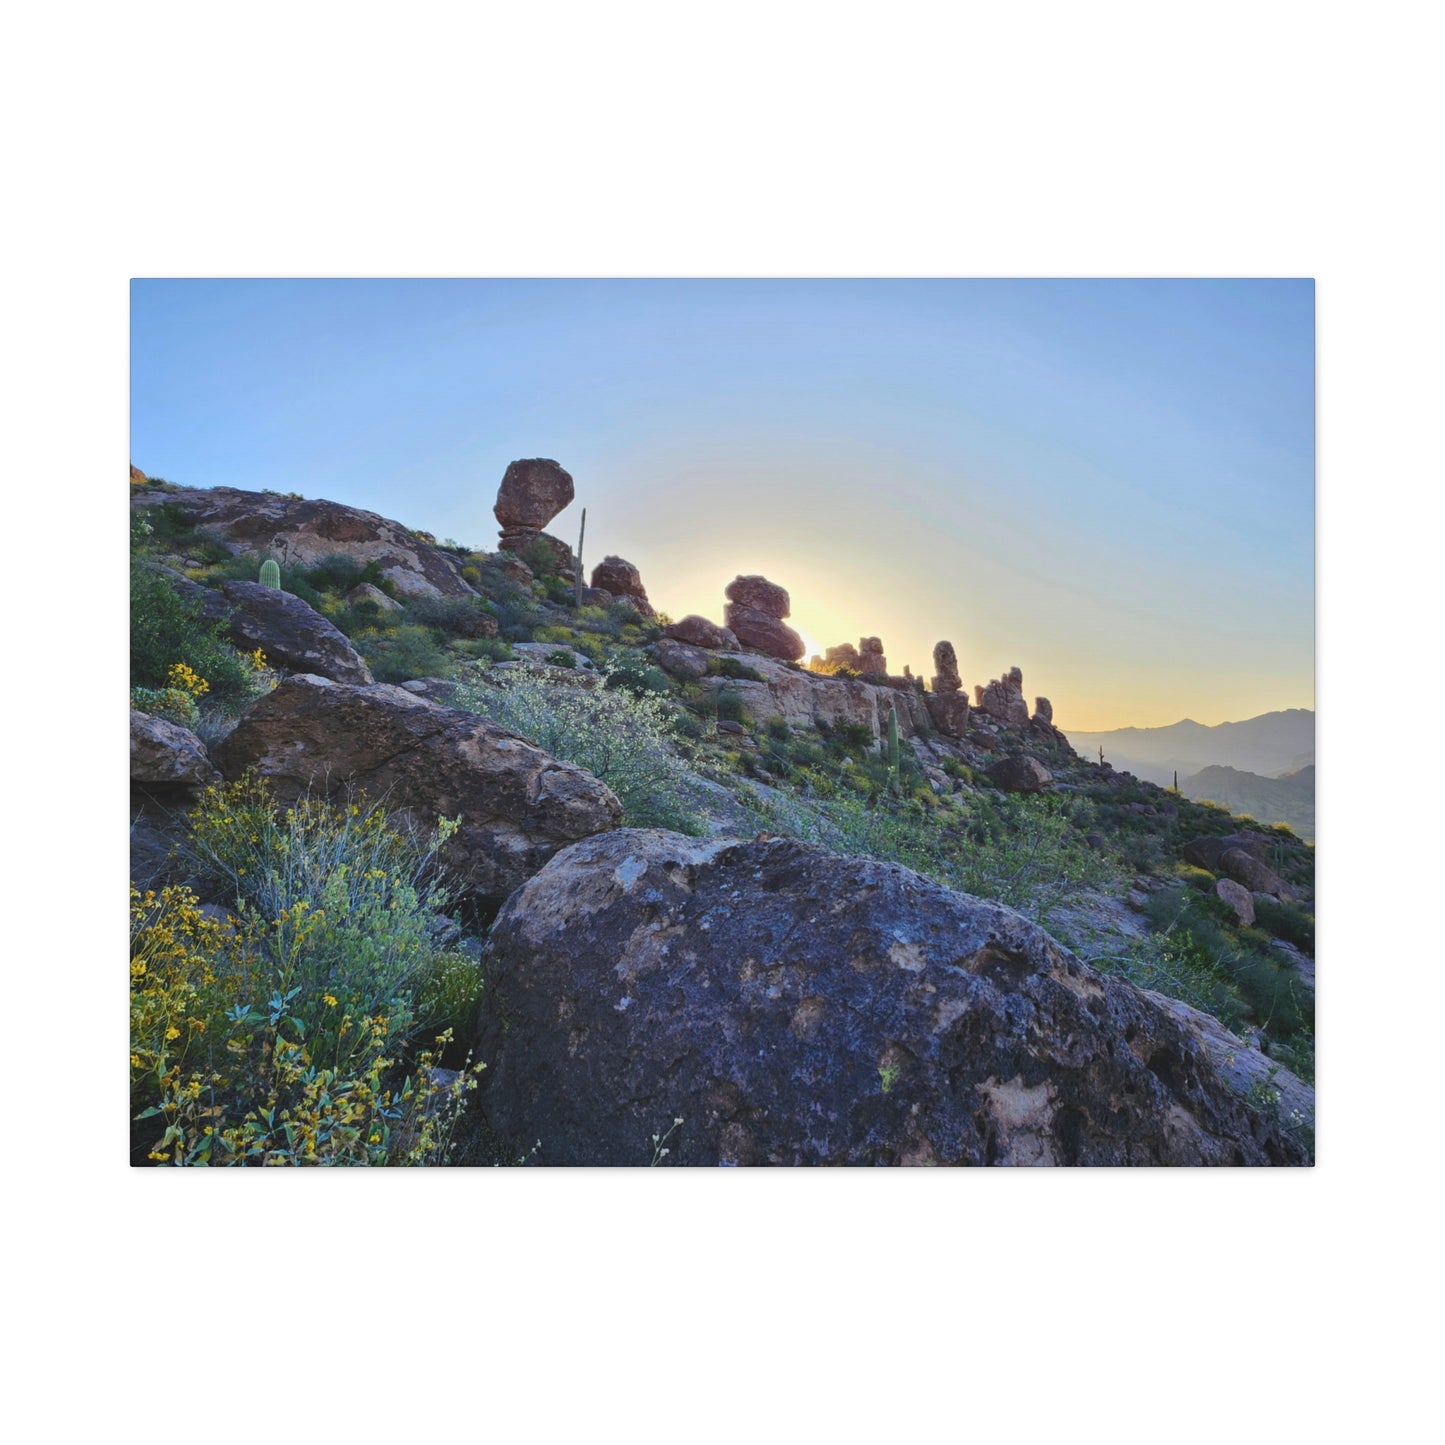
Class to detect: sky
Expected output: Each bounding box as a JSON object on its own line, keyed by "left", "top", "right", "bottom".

{"left": 130, "top": 278, "right": 1314, "bottom": 731}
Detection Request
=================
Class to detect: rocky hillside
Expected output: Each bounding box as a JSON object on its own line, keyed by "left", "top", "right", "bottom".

{"left": 129, "top": 460, "right": 1316, "bottom": 1167}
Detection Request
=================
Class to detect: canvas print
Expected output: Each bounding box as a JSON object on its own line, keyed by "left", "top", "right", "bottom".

{"left": 129, "top": 279, "right": 1315, "bottom": 1166}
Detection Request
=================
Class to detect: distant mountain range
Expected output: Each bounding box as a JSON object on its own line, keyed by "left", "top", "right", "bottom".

{"left": 1064, "top": 709, "right": 1314, "bottom": 782}
{"left": 1063, "top": 709, "right": 1315, "bottom": 839}
{"left": 1179, "top": 764, "right": 1314, "bottom": 841}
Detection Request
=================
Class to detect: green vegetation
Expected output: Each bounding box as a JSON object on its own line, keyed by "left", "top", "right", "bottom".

{"left": 131, "top": 777, "right": 483, "bottom": 1165}
{"left": 450, "top": 666, "right": 705, "bottom": 832}
{"left": 258, "top": 557, "right": 281, "bottom": 589}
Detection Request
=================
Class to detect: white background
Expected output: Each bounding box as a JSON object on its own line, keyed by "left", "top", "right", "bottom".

{"left": 4, "top": 3, "right": 1437, "bottom": 1440}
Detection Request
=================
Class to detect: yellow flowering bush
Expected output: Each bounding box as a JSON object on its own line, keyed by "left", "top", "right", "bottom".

{"left": 131, "top": 779, "right": 485, "bottom": 1166}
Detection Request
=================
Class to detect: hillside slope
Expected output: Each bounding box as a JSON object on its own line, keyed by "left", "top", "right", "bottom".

{"left": 1182, "top": 764, "right": 1314, "bottom": 841}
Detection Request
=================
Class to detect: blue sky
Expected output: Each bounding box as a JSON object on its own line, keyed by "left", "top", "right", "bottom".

{"left": 131, "top": 278, "right": 1314, "bottom": 729}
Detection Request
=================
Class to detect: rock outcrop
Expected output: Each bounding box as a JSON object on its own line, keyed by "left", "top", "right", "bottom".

{"left": 931, "top": 641, "right": 962, "bottom": 695}
{"left": 589, "top": 556, "right": 654, "bottom": 617}
{"left": 493, "top": 457, "right": 574, "bottom": 537}
{"left": 346, "top": 582, "right": 401, "bottom": 613}
{"left": 209, "top": 580, "right": 375, "bottom": 685}
{"left": 1214, "top": 878, "right": 1256, "bottom": 927}
{"left": 1033, "top": 696, "right": 1053, "bottom": 725}
{"left": 925, "top": 690, "right": 970, "bottom": 738}
{"left": 1182, "top": 831, "right": 1291, "bottom": 898}
{"left": 986, "top": 754, "right": 1053, "bottom": 794}
{"left": 493, "top": 459, "right": 577, "bottom": 578}
{"left": 723, "top": 575, "right": 804, "bottom": 662}
{"left": 131, "top": 711, "right": 220, "bottom": 788}
{"left": 655, "top": 638, "right": 711, "bottom": 680}
{"left": 976, "top": 666, "right": 1032, "bottom": 727}
{"left": 213, "top": 676, "right": 622, "bottom": 911}
{"left": 665, "top": 615, "right": 740, "bottom": 651}
{"left": 130, "top": 486, "right": 475, "bottom": 599}
{"left": 858, "top": 636, "right": 888, "bottom": 678}
{"left": 480, "top": 829, "right": 1309, "bottom": 1166}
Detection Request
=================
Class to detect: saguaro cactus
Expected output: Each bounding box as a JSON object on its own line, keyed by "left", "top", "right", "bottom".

{"left": 259, "top": 558, "right": 281, "bottom": 589}
{"left": 574, "top": 507, "right": 587, "bottom": 609}
{"left": 888, "top": 704, "right": 900, "bottom": 782}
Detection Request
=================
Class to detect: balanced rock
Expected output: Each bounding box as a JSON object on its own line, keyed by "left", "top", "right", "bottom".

{"left": 213, "top": 675, "right": 622, "bottom": 912}
{"left": 858, "top": 637, "right": 888, "bottom": 678}
{"left": 725, "top": 575, "right": 790, "bottom": 617}
{"left": 479, "top": 829, "right": 1308, "bottom": 1166}
{"left": 725, "top": 608, "right": 805, "bottom": 662}
{"left": 213, "top": 581, "right": 374, "bottom": 685}
{"left": 986, "top": 754, "right": 1053, "bottom": 793}
{"left": 131, "top": 710, "right": 220, "bottom": 789}
{"left": 665, "top": 615, "right": 740, "bottom": 650}
{"left": 590, "top": 556, "right": 654, "bottom": 617}
{"left": 493, "top": 458, "right": 575, "bottom": 534}
{"left": 931, "top": 641, "right": 962, "bottom": 694}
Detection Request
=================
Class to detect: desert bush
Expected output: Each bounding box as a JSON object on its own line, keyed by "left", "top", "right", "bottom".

{"left": 302, "top": 553, "right": 389, "bottom": 595}
{"left": 450, "top": 667, "right": 703, "bottom": 832}
{"left": 356, "top": 624, "right": 451, "bottom": 682}
{"left": 404, "top": 594, "right": 496, "bottom": 636}
{"left": 132, "top": 779, "right": 483, "bottom": 1165}
{"left": 709, "top": 656, "right": 765, "bottom": 682}
{"left": 130, "top": 560, "right": 255, "bottom": 703}
{"left": 1253, "top": 896, "right": 1315, "bottom": 954}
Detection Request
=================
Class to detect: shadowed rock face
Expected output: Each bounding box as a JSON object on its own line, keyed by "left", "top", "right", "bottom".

{"left": 665, "top": 615, "right": 740, "bottom": 650}
{"left": 130, "top": 486, "right": 476, "bottom": 599}
{"left": 931, "top": 641, "right": 962, "bottom": 694}
{"left": 213, "top": 676, "right": 622, "bottom": 912}
{"left": 131, "top": 710, "right": 219, "bottom": 788}
{"left": 479, "top": 829, "right": 1309, "bottom": 1166}
{"left": 987, "top": 754, "right": 1053, "bottom": 793}
{"left": 212, "top": 581, "right": 374, "bottom": 685}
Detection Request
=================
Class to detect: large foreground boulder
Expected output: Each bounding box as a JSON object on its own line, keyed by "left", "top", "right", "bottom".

{"left": 213, "top": 676, "right": 622, "bottom": 911}
{"left": 480, "top": 830, "right": 1308, "bottom": 1166}
{"left": 212, "top": 581, "right": 374, "bottom": 684}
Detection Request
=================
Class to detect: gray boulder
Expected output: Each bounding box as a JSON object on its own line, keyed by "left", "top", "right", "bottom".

{"left": 479, "top": 829, "right": 1309, "bottom": 1166}
{"left": 213, "top": 675, "right": 622, "bottom": 911}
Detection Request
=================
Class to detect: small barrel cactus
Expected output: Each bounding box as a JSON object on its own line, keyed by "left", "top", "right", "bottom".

{"left": 259, "top": 558, "right": 281, "bottom": 589}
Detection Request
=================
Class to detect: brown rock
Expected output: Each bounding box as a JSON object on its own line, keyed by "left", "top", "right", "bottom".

{"left": 1214, "top": 879, "right": 1256, "bottom": 927}
{"left": 826, "top": 643, "right": 862, "bottom": 668}
{"left": 655, "top": 638, "right": 711, "bottom": 680}
{"left": 977, "top": 670, "right": 1031, "bottom": 728}
{"left": 986, "top": 754, "right": 1053, "bottom": 793}
{"left": 723, "top": 604, "right": 805, "bottom": 662}
{"left": 130, "top": 485, "right": 476, "bottom": 599}
{"left": 130, "top": 464, "right": 148, "bottom": 485}
{"left": 578, "top": 586, "right": 614, "bottom": 608}
{"left": 1182, "top": 832, "right": 1276, "bottom": 872}
{"left": 346, "top": 582, "right": 402, "bottom": 613}
{"left": 1033, "top": 696, "right": 1053, "bottom": 725}
{"left": 666, "top": 615, "right": 740, "bottom": 650}
{"left": 131, "top": 710, "right": 220, "bottom": 788}
{"left": 925, "top": 690, "right": 970, "bottom": 739}
{"left": 213, "top": 676, "right": 622, "bottom": 912}
{"left": 493, "top": 458, "right": 575, "bottom": 533}
{"left": 1218, "top": 848, "right": 1287, "bottom": 898}
{"left": 479, "top": 829, "right": 1309, "bottom": 1166}
{"left": 589, "top": 556, "right": 654, "bottom": 617}
{"left": 214, "top": 581, "right": 374, "bottom": 685}
{"left": 725, "top": 575, "right": 790, "bottom": 617}
{"left": 500, "top": 530, "right": 575, "bottom": 580}
{"left": 931, "top": 641, "right": 962, "bottom": 694}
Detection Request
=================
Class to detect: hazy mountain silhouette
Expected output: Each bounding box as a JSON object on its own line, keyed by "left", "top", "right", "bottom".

{"left": 1063, "top": 710, "right": 1314, "bottom": 788}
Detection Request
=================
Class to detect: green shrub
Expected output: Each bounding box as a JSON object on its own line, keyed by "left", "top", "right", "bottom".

{"left": 130, "top": 560, "right": 254, "bottom": 704}
{"left": 405, "top": 594, "right": 497, "bottom": 636}
{"left": 301, "top": 553, "right": 389, "bottom": 595}
{"left": 450, "top": 668, "right": 704, "bottom": 832}
{"left": 132, "top": 778, "right": 483, "bottom": 1166}
{"left": 709, "top": 656, "right": 765, "bottom": 682}
{"left": 546, "top": 648, "right": 578, "bottom": 669}
{"left": 1253, "top": 896, "right": 1315, "bottom": 954}
{"left": 357, "top": 624, "right": 451, "bottom": 682}
{"left": 712, "top": 686, "right": 751, "bottom": 725}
